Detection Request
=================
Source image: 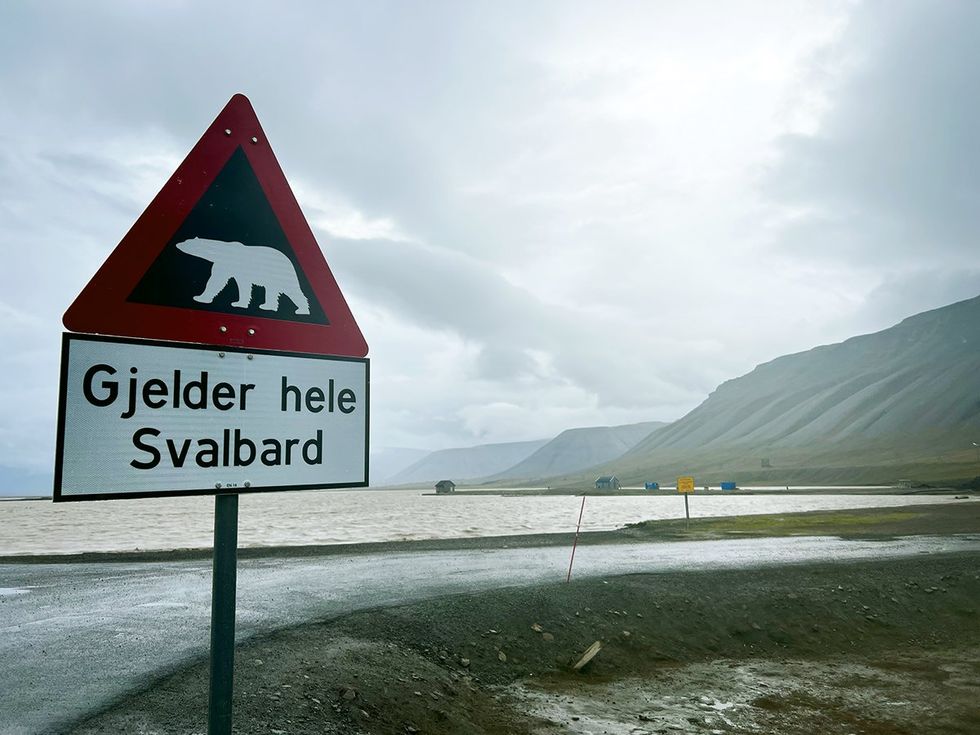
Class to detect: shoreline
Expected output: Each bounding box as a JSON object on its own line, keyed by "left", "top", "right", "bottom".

{"left": 422, "top": 484, "right": 953, "bottom": 496}
{"left": 0, "top": 484, "right": 966, "bottom": 503}
{"left": 3, "top": 499, "right": 977, "bottom": 565}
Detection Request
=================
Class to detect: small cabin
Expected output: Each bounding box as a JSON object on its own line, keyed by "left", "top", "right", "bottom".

{"left": 595, "top": 476, "right": 620, "bottom": 490}
{"left": 434, "top": 479, "right": 456, "bottom": 494}
{"left": 720, "top": 481, "right": 737, "bottom": 491}
{"left": 644, "top": 482, "right": 660, "bottom": 490}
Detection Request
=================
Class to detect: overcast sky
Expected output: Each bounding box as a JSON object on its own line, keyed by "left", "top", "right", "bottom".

{"left": 2, "top": 1, "right": 979, "bottom": 491}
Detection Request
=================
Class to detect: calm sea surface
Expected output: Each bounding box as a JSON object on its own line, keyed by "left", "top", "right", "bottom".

{"left": 0, "top": 488, "right": 965, "bottom": 555}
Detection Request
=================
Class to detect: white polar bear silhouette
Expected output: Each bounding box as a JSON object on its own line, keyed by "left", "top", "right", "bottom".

{"left": 175, "top": 237, "right": 310, "bottom": 315}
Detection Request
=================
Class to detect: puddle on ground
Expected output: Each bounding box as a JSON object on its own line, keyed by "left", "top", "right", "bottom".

{"left": 506, "top": 651, "right": 980, "bottom": 734}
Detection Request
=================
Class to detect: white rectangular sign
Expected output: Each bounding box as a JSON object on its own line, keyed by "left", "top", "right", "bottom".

{"left": 54, "top": 334, "right": 369, "bottom": 501}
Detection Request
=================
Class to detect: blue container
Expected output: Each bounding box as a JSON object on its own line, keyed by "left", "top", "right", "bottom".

{"left": 644, "top": 482, "right": 660, "bottom": 490}
{"left": 720, "top": 481, "right": 736, "bottom": 491}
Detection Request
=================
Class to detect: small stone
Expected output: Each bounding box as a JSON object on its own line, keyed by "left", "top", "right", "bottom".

{"left": 342, "top": 687, "right": 357, "bottom": 701}
{"left": 498, "top": 651, "right": 508, "bottom": 662}
{"left": 542, "top": 632, "right": 554, "bottom": 642}
{"left": 622, "top": 630, "right": 631, "bottom": 638}
{"left": 460, "top": 658, "right": 470, "bottom": 667}
{"left": 531, "top": 623, "right": 544, "bottom": 632}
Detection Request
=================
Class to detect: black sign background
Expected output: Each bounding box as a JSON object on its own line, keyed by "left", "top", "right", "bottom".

{"left": 128, "top": 146, "right": 328, "bottom": 324}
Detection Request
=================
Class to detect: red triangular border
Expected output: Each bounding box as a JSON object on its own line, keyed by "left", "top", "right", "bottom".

{"left": 63, "top": 94, "right": 368, "bottom": 358}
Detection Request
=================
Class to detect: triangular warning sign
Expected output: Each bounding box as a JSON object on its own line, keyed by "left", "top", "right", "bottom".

{"left": 63, "top": 94, "right": 368, "bottom": 357}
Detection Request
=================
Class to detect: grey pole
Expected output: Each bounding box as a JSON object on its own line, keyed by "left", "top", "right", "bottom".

{"left": 208, "top": 493, "right": 239, "bottom": 735}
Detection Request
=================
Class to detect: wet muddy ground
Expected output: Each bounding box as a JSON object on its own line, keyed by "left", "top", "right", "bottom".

{"left": 512, "top": 651, "right": 980, "bottom": 734}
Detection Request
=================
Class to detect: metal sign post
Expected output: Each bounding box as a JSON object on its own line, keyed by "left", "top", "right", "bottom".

{"left": 208, "top": 494, "right": 239, "bottom": 735}
{"left": 677, "top": 476, "right": 695, "bottom": 528}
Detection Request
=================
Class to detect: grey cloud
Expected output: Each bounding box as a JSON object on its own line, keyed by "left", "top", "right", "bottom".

{"left": 767, "top": 1, "right": 980, "bottom": 268}
{"left": 825, "top": 268, "right": 980, "bottom": 339}
{"left": 6, "top": 1, "right": 968, "bottom": 471}
{"left": 327, "top": 234, "right": 712, "bottom": 411}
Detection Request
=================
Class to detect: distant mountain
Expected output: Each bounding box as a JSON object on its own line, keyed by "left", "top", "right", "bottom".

{"left": 591, "top": 295, "right": 980, "bottom": 485}
{"left": 385, "top": 439, "right": 549, "bottom": 485}
{"left": 492, "top": 421, "right": 667, "bottom": 481}
{"left": 369, "top": 447, "right": 429, "bottom": 485}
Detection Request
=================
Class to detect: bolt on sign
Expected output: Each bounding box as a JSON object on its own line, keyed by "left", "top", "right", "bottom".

{"left": 54, "top": 94, "right": 369, "bottom": 501}
{"left": 677, "top": 476, "right": 695, "bottom": 493}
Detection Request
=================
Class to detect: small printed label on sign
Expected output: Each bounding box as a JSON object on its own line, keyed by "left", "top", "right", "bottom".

{"left": 677, "top": 476, "right": 695, "bottom": 493}
{"left": 54, "top": 334, "right": 369, "bottom": 501}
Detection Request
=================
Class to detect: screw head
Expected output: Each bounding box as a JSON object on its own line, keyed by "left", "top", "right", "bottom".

{"left": 215, "top": 482, "right": 222, "bottom": 489}
{"left": 244, "top": 481, "right": 251, "bottom": 488}
{"left": 218, "top": 352, "right": 225, "bottom": 358}
{"left": 247, "top": 328, "right": 255, "bottom": 335}
{"left": 250, "top": 136, "right": 259, "bottom": 144}
{"left": 223, "top": 128, "right": 232, "bottom": 136}
{"left": 219, "top": 326, "right": 228, "bottom": 333}
{"left": 246, "top": 354, "right": 254, "bottom": 360}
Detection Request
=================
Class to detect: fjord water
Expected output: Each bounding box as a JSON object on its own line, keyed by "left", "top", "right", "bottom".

{"left": 0, "top": 488, "right": 963, "bottom": 556}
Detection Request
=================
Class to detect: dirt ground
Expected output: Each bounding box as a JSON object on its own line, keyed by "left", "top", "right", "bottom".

{"left": 66, "top": 504, "right": 980, "bottom": 735}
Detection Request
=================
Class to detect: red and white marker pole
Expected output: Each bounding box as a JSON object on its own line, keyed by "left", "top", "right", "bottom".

{"left": 566, "top": 495, "right": 587, "bottom": 583}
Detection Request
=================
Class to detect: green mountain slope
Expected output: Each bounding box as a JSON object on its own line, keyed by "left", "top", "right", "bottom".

{"left": 587, "top": 295, "right": 980, "bottom": 485}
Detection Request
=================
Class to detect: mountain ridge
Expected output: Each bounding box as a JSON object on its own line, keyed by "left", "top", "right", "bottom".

{"left": 557, "top": 294, "right": 980, "bottom": 485}
{"left": 384, "top": 439, "right": 549, "bottom": 485}
{"left": 490, "top": 421, "right": 667, "bottom": 481}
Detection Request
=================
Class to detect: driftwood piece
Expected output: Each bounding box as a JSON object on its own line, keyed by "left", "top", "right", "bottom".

{"left": 572, "top": 640, "right": 602, "bottom": 671}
